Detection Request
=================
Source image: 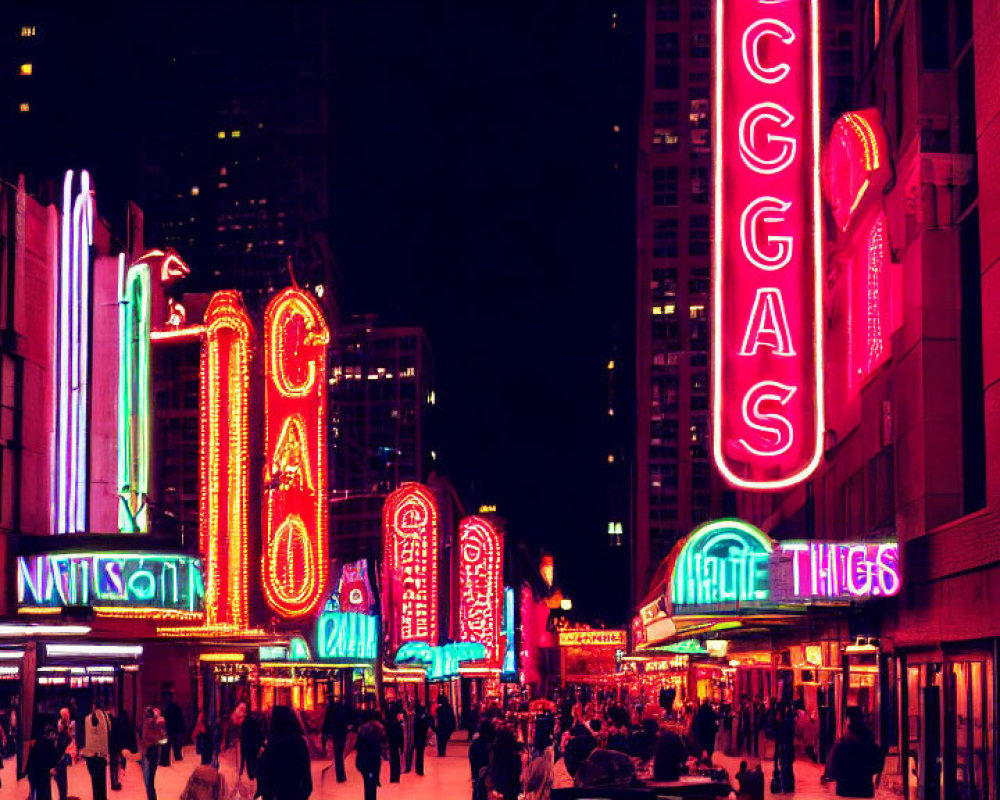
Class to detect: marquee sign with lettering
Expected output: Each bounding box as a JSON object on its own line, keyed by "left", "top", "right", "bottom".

{"left": 395, "top": 641, "right": 486, "bottom": 680}
{"left": 713, "top": 0, "right": 824, "bottom": 490}
{"left": 557, "top": 630, "right": 628, "bottom": 648}
{"left": 771, "top": 541, "right": 901, "bottom": 601}
{"left": 18, "top": 553, "right": 204, "bottom": 619}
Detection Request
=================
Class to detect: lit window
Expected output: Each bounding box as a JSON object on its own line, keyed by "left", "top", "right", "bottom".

{"left": 20, "top": 26, "right": 35, "bottom": 37}
{"left": 689, "top": 304, "right": 705, "bottom": 319}
{"left": 190, "top": 186, "right": 200, "bottom": 196}
{"left": 607, "top": 408, "right": 615, "bottom": 416}
{"left": 607, "top": 360, "right": 615, "bottom": 370}
{"left": 231, "top": 130, "right": 241, "bottom": 138}
{"left": 19, "top": 63, "right": 32, "bottom": 76}
{"left": 664, "top": 304, "right": 676, "bottom": 315}
{"left": 607, "top": 454, "right": 615, "bottom": 464}
{"left": 217, "top": 131, "right": 226, "bottom": 139}
{"left": 219, "top": 167, "right": 227, "bottom": 176}
{"left": 652, "top": 306, "right": 662, "bottom": 315}
{"left": 18, "top": 102, "right": 29, "bottom": 113}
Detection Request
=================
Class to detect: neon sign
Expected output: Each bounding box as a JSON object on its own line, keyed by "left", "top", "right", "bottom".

{"left": 713, "top": 0, "right": 824, "bottom": 490}
{"left": 18, "top": 553, "right": 204, "bottom": 619}
{"left": 383, "top": 483, "right": 439, "bottom": 652}
{"left": 317, "top": 610, "right": 379, "bottom": 660}
{"left": 395, "top": 641, "right": 487, "bottom": 681}
{"left": 774, "top": 541, "right": 900, "bottom": 600}
{"left": 262, "top": 288, "right": 330, "bottom": 618}
{"left": 670, "top": 519, "right": 773, "bottom": 607}
{"left": 501, "top": 586, "right": 517, "bottom": 679}
{"left": 557, "top": 630, "right": 628, "bottom": 648}
{"left": 54, "top": 170, "right": 95, "bottom": 533}
{"left": 458, "top": 516, "right": 503, "bottom": 660}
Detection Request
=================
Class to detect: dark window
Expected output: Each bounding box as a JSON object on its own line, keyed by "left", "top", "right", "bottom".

{"left": 691, "top": 0, "right": 709, "bottom": 21}
{"left": 653, "top": 101, "right": 678, "bottom": 128}
{"left": 956, "top": 0, "right": 972, "bottom": 51}
{"left": 653, "top": 219, "right": 678, "bottom": 258}
{"left": 960, "top": 209, "right": 986, "bottom": 513}
{"left": 655, "top": 33, "right": 679, "bottom": 88}
{"left": 894, "top": 33, "right": 904, "bottom": 147}
{"left": 691, "top": 32, "right": 710, "bottom": 59}
{"left": 689, "top": 214, "right": 710, "bottom": 255}
{"left": 655, "top": 32, "right": 678, "bottom": 59}
{"left": 655, "top": 63, "right": 678, "bottom": 90}
{"left": 653, "top": 167, "right": 678, "bottom": 206}
{"left": 690, "top": 170, "right": 709, "bottom": 204}
{"left": 655, "top": 0, "right": 679, "bottom": 21}
{"left": 958, "top": 47, "right": 978, "bottom": 209}
{"left": 922, "top": 0, "right": 948, "bottom": 69}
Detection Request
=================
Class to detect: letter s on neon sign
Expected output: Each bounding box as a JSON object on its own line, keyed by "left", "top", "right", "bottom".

{"left": 740, "top": 196, "right": 793, "bottom": 271}
{"left": 739, "top": 381, "right": 796, "bottom": 457}
{"left": 742, "top": 19, "right": 796, "bottom": 84}
{"left": 738, "top": 102, "right": 797, "bottom": 175}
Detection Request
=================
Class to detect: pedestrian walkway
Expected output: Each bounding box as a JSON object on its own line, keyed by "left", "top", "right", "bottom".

{"left": 0, "top": 738, "right": 476, "bottom": 800}
{"left": 713, "top": 751, "right": 833, "bottom": 800}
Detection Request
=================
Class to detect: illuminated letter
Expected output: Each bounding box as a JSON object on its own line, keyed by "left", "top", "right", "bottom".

{"left": 738, "top": 102, "right": 797, "bottom": 174}
{"left": 740, "top": 197, "right": 793, "bottom": 271}
{"left": 739, "top": 382, "right": 796, "bottom": 457}
{"left": 740, "top": 288, "right": 796, "bottom": 356}
{"left": 876, "top": 543, "right": 901, "bottom": 596}
{"left": 262, "top": 289, "right": 330, "bottom": 618}
{"left": 458, "top": 516, "right": 504, "bottom": 661}
{"left": 782, "top": 543, "right": 809, "bottom": 596}
{"left": 742, "top": 19, "right": 795, "bottom": 84}
{"left": 845, "top": 545, "right": 873, "bottom": 595}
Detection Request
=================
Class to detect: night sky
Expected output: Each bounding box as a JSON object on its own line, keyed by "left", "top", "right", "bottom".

{"left": 3, "top": 1, "right": 640, "bottom": 624}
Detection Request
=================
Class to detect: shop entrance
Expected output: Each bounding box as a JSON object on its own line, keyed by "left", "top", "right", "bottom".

{"left": 944, "top": 658, "right": 993, "bottom": 800}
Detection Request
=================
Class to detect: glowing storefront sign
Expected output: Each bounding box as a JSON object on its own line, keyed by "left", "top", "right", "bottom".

{"left": 501, "top": 586, "right": 517, "bottom": 679}
{"left": 665, "top": 639, "right": 708, "bottom": 655}
{"left": 262, "top": 288, "right": 330, "bottom": 618}
{"left": 394, "top": 641, "right": 487, "bottom": 681}
{"left": 54, "top": 170, "right": 95, "bottom": 533}
{"left": 18, "top": 553, "right": 204, "bottom": 618}
{"left": 775, "top": 541, "right": 900, "bottom": 600}
{"left": 317, "top": 610, "right": 378, "bottom": 661}
{"left": 671, "top": 519, "right": 773, "bottom": 607}
{"left": 713, "top": 0, "right": 823, "bottom": 490}
{"left": 383, "top": 483, "right": 439, "bottom": 652}
{"left": 458, "top": 516, "right": 503, "bottom": 660}
{"left": 557, "top": 630, "right": 628, "bottom": 648}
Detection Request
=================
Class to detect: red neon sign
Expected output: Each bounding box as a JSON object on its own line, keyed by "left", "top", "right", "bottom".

{"left": 383, "top": 483, "right": 439, "bottom": 652}
{"left": 713, "top": 0, "right": 824, "bottom": 490}
{"left": 262, "top": 288, "right": 330, "bottom": 618}
{"left": 458, "top": 516, "right": 503, "bottom": 660}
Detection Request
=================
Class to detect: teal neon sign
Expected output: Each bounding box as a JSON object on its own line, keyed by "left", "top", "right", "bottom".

{"left": 670, "top": 519, "right": 773, "bottom": 607}
{"left": 17, "top": 553, "right": 204, "bottom": 614}
{"left": 501, "top": 586, "right": 516, "bottom": 679}
{"left": 318, "top": 611, "right": 378, "bottom": 660}
{"left": 664, "top": 639, "right": 708, "bottom": 654}
{"left": 395, "top": 641, "right": 487, "bottom": 680}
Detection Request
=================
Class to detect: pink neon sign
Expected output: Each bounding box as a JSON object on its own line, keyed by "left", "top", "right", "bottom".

{"left": 713, "top": 0, "right": 824, "bottom": 490}
{"left": 778, "top": 541, "right": 900, "bottom": 600}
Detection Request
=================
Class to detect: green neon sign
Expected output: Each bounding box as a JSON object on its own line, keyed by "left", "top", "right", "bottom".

{"left": 664, "top": 639, "right": 707, "bottom": 654}
{"left": 670, "top": 519, "right": 773, "bottom": 607}
{"left": 395, "top": 641, "right": 487, "bottom": 680}
{"left": 118, "top": 260, "right": 151, "bottom": 532}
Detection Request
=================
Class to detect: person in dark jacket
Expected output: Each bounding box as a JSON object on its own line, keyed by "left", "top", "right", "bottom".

{"left": 162, "top": 692, "right": 185, "bottom": 762}
{"left": 355, "top": 714, "right": 386, "bottom": 800}
{"left": 320, "top": 697, "right": 353, "bottom": 784}
{"left": 27, "top": 721, "right": 61, "bottom": 800}
{"left": 486, "top": 727, "right": 522, "bottom": 800}
{"left": 435, "top": 695, "right": 456, "bottom": 757}
{"left": 829, "top": 710, "right": 885, "bottom": 798}
{"left": 240, "top": 711, "right": 263, "bottom": 781}
{"left": 385, "top": 700, "right": 405, "bottom": 783}
{"left": 110, "top": 707, "right": 137, "bottom": 790}
{"left": 255, "top": 706, "right": 311, "bottom": 800}
{"left": 469, "top": 718, "right": 496, "bottom": 784}
{"left": 693, "top": 700, "right": 718, "bottom": 762}
{"left": 412, "top": 702, "right": 432, "bottom": 776}
{"left": 653, "top": 727, "right": 688, "bottom": 782}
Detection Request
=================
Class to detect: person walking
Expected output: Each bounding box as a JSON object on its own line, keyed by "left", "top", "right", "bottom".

{"left": 255, "top": 706, "right": 312, "bottom": 800}
{"left": 239, "top": 710, "right": 263, "bottom": 781}
{"left": 53, "top": 708, "right": 74, "bottom": 800}
{"left": 693, "top": 700, "right": 718, "bottom": 764}
{"left": 469, "top": 719, "right": 496, "bottom": 786}
{"left": 109, "top": 706, "right": 136, "bottom": 792}
{"left": 320, "top": 696, "right": 353, "bottom": 784}
{"left": 829, "top": 709, "right": 885, "bottom": 798}
{"left": 434, "top": 694, "right": 456, "bottom": 757}
{"left": 179, "top": 763, "right": 226, "bottom": 800}
{"left": 385, "top": 699, "right": 405, "bottom": 783}
{"left": 80, "top": 702, "right": 113, "bottom": 800}
{"left": 355, "top": 713, "right": 386, "bottom": 800}
{"left": 162, "top": 692, "right": 185, "bottom": 763}
{"left": 412, "top": 701, "right": 432, "bottom": 776}
{"left": 486, "top": 727, "right": 523, "bottom": 800}
{"left": 139, "top": 706, "right": 167, "bottom": 800}
{"left": 26, "top": 721, "right": 60, "bottom": 800}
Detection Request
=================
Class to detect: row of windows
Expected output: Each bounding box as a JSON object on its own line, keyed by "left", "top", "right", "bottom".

{"left": 654, "top": 0, "right": 709, "bottom": 22}
{"left": 654, "top": 33, "right": 710, "bottom": 90}
{"left": 652, "top": 215, "right": 710, "bottom": 257}
{"left": 652, "top": 167, "right": 709, "bottom": 206}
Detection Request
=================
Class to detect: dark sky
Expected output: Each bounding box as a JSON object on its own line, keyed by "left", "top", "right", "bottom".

{"left": 3, "top": 1, "right": 641, "bottom": 624}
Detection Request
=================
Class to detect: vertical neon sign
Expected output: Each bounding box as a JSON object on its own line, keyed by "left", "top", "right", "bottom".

{"left": 458, "top": 515, "right": 503, "bottom": 661}
{"left": 713, "top": 0, "right": 824, "bottom": 489}
{"left": 54, "top": 170, "right": 94, "bottom": 533}
{"left": 262, "top": 288, "right": 330, "bottom": 618}
{"left": 383, "top": 483, "right": 439, "bottom": 653}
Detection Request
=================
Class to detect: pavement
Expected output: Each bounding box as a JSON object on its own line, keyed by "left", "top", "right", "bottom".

{"left": 0, "top": 737, "right": 837, "bottom": 800}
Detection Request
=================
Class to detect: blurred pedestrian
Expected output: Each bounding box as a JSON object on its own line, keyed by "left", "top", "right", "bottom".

{"left": 829, "top": 708, "right": 885, "bottom": 798}
{"left": 693, "top": 700, "right": 718, "bottom": 763}
{"left": 385, "top": 699, "right": 405, "bottom": 783}
{"left": 523, "top": 752, "right": 555, "bottom": 800}
{"left": 81, "top": 702, "right": 112, "bottom": 800}
{"left": 54, "top": 708, "right": 74, "bottom": 800}
{"left": 239, "top": 709, "right": 263, "bottom": 781}
{"left": 162, "top": 692, "right": 185, "bottom": 763}
{"left": 139, "top": 705, "right": 167, "bottom": 800}
{"left": 179, "top": 763, "right": 225, "bottom": 800}
{"left": 320, "top": 696, "right": 353, "bottom": 784}
{"left": 435, "top": 694, "right": 456, "bottom": 757}
{"left": 355, "top": 712, "right": 386, "bottom": 800}
{"left": 26, "top": 721, "right": 60, "bottom": 800}
{"left": 256, "top": 706, "right": 312, "bottom": 800}
{"left": 412, "top": 701, "right": 432, "bottom": 776}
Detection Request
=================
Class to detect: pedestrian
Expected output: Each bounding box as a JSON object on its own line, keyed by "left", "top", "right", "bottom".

{"left": 239, "top": 709, "right": 263, "bottom": 781}
{"left": 486, "top": 726, "right": 523, "bottom": 800}
{"left": 653, "top": 725, "right": 688, "bottom": 782}
{"left": 355, "top": 712, "right": 386, "bottom": 800}
{"left": 385, "top": 699, "right": 405, "bottom": 783}
{"left": 179, "top": 763, "right": 226, "bottom": 800}
{"left": 162, "top": 692, "right": 185, "bottom": 763}
{"left": 829, "top": 708, "right": 885, "bottom": 798}
{"left": 109, "top": 706, "right": 136, "bottom": 792}
{"left": 80, "top": 702, "right": 113, "bottom": 800}
{"left": 469, "top": 718, "right": 496, "bottom": 786}
{"left": 434, "top": 694, "right": 456, "bottom": 757}
{"left": 412, "top": 701, "right": 432, "bottom": 776}
{"left": 26, "top": 721, "right": 60, "bottom": 800}
{"left": 693, "top": 699, "right": 718, "bottom": 763}
{"left": 320, "top": 696, "right": 353, "bottom": 784}
{"left": 54, "top": 708, "right": 74, "bottom": 800}
{"left": 255, "top": 706, "right": 312, "bottom": 800}
{"left": 523, "top": 752, "right": 555, "bottom": 800}
{"left": 139, "top": 706, "right": 167, "bottom": 800}
{"left": 403, "top": 699, "right": 416, "bottom": 773}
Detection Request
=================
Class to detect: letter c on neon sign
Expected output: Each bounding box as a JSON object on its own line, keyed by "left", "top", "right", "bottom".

{"left": 742, "top": 19, "right": 796, "bottom": 84}
{"left": 740, "top": 196, "right": 793, "bottom": 271}
{"left": 739, "top": 381, "right": 796, "bottom": 457}
{"left": 738, "top": 102, "right": 797, "bottom": 174}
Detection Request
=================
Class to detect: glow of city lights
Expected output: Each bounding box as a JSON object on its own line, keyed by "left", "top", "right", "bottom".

{"left": 262, "top": 288, "right": 330, "bottom": 618}
{"left": 458, "top": 516, "right": 503, "bottom": 660}
{"left": 713, "top": 0, "right": 824, "bottom": 490}
{"left": 46, "top": 644, "right": 142, "bottom": 658}
{"left": 671, "top": 519, "right": 773, "bottom": 607}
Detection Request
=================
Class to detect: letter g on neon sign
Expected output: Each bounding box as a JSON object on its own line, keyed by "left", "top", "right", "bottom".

{"left": 741, "top": 196, "right": 793, "bottom": 271}
{"left": 742, "top": 19, "right": 796, "bottom": 84}
{"left": 738, "top": 102, "right": 797, "bottom": 175}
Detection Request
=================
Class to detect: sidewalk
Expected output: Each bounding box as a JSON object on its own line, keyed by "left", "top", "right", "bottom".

{"left": 713, "top": 751, "right": 833, "bottom": 800}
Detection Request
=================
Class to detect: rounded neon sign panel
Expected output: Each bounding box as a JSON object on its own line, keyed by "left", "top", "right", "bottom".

{"left": 671, "top": 519, "right": 773, "bottom": 608}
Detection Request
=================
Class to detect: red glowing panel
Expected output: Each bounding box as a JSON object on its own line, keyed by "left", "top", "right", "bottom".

{"left": 200, "top": 291, "right": 253, "bottom": 629}
{"left": 713, "top": 0, "right": 823, "bottom": 490}
{"left": 383, "top": 483, "right": 439, "bottom": 652}
{"left": 458, "top": 516, "right": 503, "bottom": 660}
{"left": 262, "top": 288, "right": 330, "bottom": 618}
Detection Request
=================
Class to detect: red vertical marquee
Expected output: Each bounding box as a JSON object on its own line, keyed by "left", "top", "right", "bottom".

{"left": 262, "top": 288, "right": 330, "bottom": 618}
{"left": 458, "top": 515, "right": 503, "bottom": 661}
{"left": 713, "top": 0, "right": 824, "bottom": 490}
{"left": 383, "top": 483, "right": 439, "bottom": 652}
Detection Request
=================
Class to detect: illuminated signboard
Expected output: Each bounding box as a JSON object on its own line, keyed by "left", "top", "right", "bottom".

{"left": 501, "top": 586, "right": 517, "bottom": 679}
{"left": 773, "top": 541, "right": 900, "bottom": 601}
{"left": 335, "top": 559, "right": 376, "bottom": 615}
{"left": 671, "top": 519, "right": 772, "bottom": 608}
{"left": 713, "top": 0, "right": 824, "bottom": 490}
{"left": 458, "top": 516, "right": 503, "bottom": 660}
{"left": 557, "top": 630, "right": 628, "bottom": 648}
{"left": 395, "top": 641, "right": 487, "bottom": 681}
{"left": 317, "top": 610, "right": 379, "bottom": 661}
{"left": 383, "top": 483, "right": 439, "bottom": 652}
{"left": 665, "top": 639, "right": 708, "bottom": 655}
{"left": 18, "top": 553, "right": 204, "bottom": 619}
{"left": 54, "top": 170, "right": 95, "bottom": 534}
{"left": 262, "top": 288, "right": 330, "bottom": 618}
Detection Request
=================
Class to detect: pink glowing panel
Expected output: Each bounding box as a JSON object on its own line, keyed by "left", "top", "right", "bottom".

{"left": 458, "top": 515, "right": 503, "bottom": 661}
{"left": 779, "top": 541, "right": 900, "bottom": 599}
{"left": 713, "top": 0, "right": 823, "bottom": 490}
